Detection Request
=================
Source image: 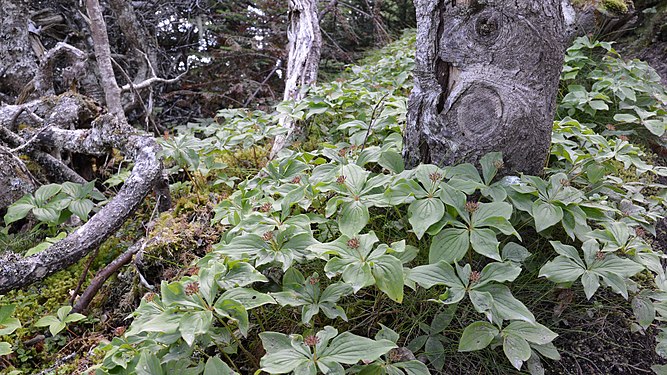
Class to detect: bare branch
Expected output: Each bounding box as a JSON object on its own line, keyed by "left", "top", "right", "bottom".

{"left": 120, "top": 71, "right": 188, "bottom": 92}
{"left": 86, "top": 0, "right": 125, "bottom": 120}
{"left": 72, "top": 238, "right": 147, "bottom": 313}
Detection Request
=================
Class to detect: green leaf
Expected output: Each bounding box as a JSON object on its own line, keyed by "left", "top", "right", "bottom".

{"left": 503, "top": 321, "right": 557, "bottom": 345}
{"left": 0, "top": 305, "right": 20, "bottom": 335}
{"left": 204, "top": 356, "right": 236, "bottom": 375}
{"left": 407, "top": 335, "right": 428, "bottom": 352}
{"left": 319, "top": 332, "right": 396, "bottom": 364}
{"left": 213, "top": 298, "right": 249, "bottom": 337}
{"left": 392, "top": 360, "right": 431, "bottom": 375}
{"left": 4, "top": 195, "right": 35, "bottom": 225}
{"left": 378, "top": 150, "right": 405, "bottom": 173}
{"left": 652, "top": 364, "right": 667, "bottom": 375}
{"left": 539, "top": 258, "right": 585, "bottom": 284}
{"left": 32, "top": 207, "right": 60, "bottom": 224}
{"left": 429, "top": 228, "right": 469, "bottom": 264}
{"left": 479, "top": 152, "right": 503, "bottom": 185}
{"left": 588, "top": 100, "right": 609, "bottom": 111}
{"left": 35, "top": 315, "right": 59, "bottom": 328}
{"left": 440, "top": 184, "right": 468, "bottom": 223}
{"left": 0, "top": 342, "right": 11, "bottom": 356}
{"left": 458, "top": 321, "right": 499, "bottom": 352}
{"left": 371, "top": 255, "right": 404, "bottom": 302}
{"left": 259, "top": 334, "right": 310, "bottom": 374}
{"left": 136, "top": 350, "right": 165, "bottom": 375}
{"left": 632, "top": 295, "right": 655, "bottom": 330}
{"left": 69, "top": 199, "right": 95, "bottom": 221}
{"left": 477, "top": 284, "right": 535, "bottom": 324}
{"left": 581, "top": 271, "right": 600, "bottom": 300}
{"left": 339, "top": 201, "right": 369, "bottom": 237}
{"left": 532, "top": 342, "right": 561, "bottom": 360}
{"left": 470, "top": 228, "right": 501, "bottom": 261}
{"left": 614, "top": 113, "right": 638, "bottom": 123}
{"left": 56, "top": 306, "right": 70, "bottom": 321}
{"left": 424, "top": 336, "right": 445, "bottom": 370}
{"left": 55, "top": 306, "right": 73, "bottom": 321}
{"left": 179, "top": 311, "right": 213, "bottom": 346}
{"left": 408, "top": 198, "right": 445, "bottom": 240}
{"left": 644, "top": 119, "right": 665, "bottom": 136}
{"left": 220, "top": 288, "right": 276, "bottom": 310}
{"left": 501, "top": 243, "right": 531, "bottom": 263}
{"left": 375, "top": 324, "right": 400, "bottom": 343}
{"left": 473, "top": 202, "right": 513, "bottom": 223}
{"left": 503, "top": 334, "right": 531, "bottom": 370}
{"left": 34, "top": 184, "right": 62, "bottom": 205}
{"left": 49, "top": 321, "right": 66, "bottom": 336}
{"left": 531, "top": 201, "right": 563, "bottom": 232}
{"left": 63, "top": 312, "right": 85, "bottom": 324}
{"left": 430, "top": 305, "right": 456, "bottom": 334}
{"left": 549, "top": 242, "right": 585, "bottom": 267}
{"left": 477, "top": 261, "right": 522, "bottom": 287}
{"left": 409, "top": 262, "right": 464, "bottom": 289}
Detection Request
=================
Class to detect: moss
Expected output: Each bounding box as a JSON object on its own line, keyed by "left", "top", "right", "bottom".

{"left": 602, "top": 0, "right": 629, "bottom": 14}
{"left": 138, "top": 207, "right": 223, "bottom": 283}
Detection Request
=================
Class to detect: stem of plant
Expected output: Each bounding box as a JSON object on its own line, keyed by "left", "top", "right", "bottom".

{"left": 219, "top": 318, "right": 259, "bottom": 368}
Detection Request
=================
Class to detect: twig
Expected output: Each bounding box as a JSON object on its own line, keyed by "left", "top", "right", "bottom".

{"left": 120, "top": 71, "right": 188, "bottom": 92}
{"left": 243, "top": 62, "right": 280, "bottom": 107}
{"left": 69, "top": 246, "right": 100, "bottom": 306}
{"left": 10, "top": 125, "right": 48, "bottom": 153}
{"left": 0, "top": 144, "right": 40, "bottom": 186}
{"left": 72, "top": 239, "right": 147, "bottom": 313}
{"left": 360, "top": 93, "right": 389, "bottom": 151}
{"left": 34, "top": 352, "right": 76, "bottom": 375}
{"left": 8, "top": 106, "right": 26, "bottom": 131}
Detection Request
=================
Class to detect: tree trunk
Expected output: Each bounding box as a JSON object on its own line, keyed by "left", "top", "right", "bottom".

{"left": 270, "top": 0, "right": 322, "bottom": 158}
{"left": 403, "top": 0, "right": 569, "bottom": 175}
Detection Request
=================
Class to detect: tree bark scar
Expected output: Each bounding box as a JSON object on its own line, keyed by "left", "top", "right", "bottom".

{"left": 454, "top": 84, "right": 503, "bottom": 138}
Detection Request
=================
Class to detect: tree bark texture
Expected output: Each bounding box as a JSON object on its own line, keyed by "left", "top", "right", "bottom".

{"left": 0, "top": 0, "right": 39, "bottom": 100}
{"left": 404, "top": 0, "right": 568, "bottom": 175}
{"left": 283, "top": 0, "right": 323, "bottom": 102}
{"left": 270, "top": 0, "right": 322, "bottom": 158}
{"left": 0, "top": 151, "right": 35, "bottom": 210}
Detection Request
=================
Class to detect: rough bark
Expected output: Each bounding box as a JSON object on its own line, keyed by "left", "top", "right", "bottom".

{"left": 0, "top": 150, "right": 36, "bottom": 210}
{"left": 404, "top": 0, "right": 568, "bottom": 175}
{"left": 270, "top": 0, "right": 322, "bottom": 158}
{"left": 0, "top": 0, "right": 39, "bottom": 101}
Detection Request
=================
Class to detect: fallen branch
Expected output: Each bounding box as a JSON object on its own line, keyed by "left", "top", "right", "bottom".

{"left": 0, "top": 115, "right": 165, "bottom": 293}
{"left": 72, "top": 238, "right": 146, "bottom": 313}
{"left": 120, "top": 71, "right": 188, "bottom": 92}
{"left": 0, "top": 123, "right": 88, "bottom": 184}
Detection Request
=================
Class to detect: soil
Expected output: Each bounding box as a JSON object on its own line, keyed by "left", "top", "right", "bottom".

{"left": 544, "top": 297, "right": 666, "bottom": 374}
